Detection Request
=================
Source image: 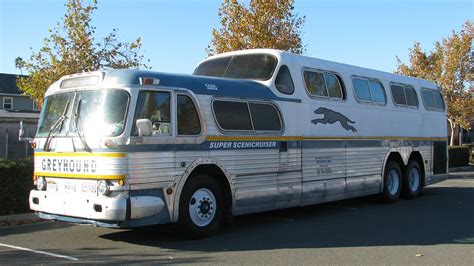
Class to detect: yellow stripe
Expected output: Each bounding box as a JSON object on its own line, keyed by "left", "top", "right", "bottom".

{"left": 206, "top": 135, "right": 447, "bottom": 142}
{"left": 34, "top": 152, "right": 126, "bottom": 158}
{"left": 34, "top": 172, "right": 126, "bottom": 180}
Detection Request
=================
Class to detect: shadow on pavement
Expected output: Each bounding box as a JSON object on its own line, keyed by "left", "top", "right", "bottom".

{"left": 100, "top": 184, "right": 474, "bottom": 252}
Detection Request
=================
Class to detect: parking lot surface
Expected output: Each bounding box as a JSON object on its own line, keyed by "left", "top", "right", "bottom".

{"left": 1, "top": 169, "right": 473, "bottom": 264}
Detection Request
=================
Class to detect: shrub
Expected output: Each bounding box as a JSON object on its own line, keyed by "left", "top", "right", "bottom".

{"left": 448, "top": 146, "right": 470, "bottom": 167}
{"left": 0, "top": 158, "right": 34, "bottom": 215}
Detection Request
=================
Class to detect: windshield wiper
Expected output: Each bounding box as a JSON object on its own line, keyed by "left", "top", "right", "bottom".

{"left": 72, "top": 98, "right": 92, "bottom": 152}
{"left": 43, "top": 100, "right": 70, "bottom": 151}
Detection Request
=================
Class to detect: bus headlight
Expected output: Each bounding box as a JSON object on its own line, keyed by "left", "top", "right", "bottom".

{"left": 36, "top": 177, "right": 47, "bottom": 191}
{"left": 98, "top": 180, "right": 111, "bottom": 196}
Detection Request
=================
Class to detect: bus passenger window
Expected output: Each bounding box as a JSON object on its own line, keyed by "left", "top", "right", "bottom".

{"left": 275, "top": 65, "right": 294, "bottom": 95}
{"left": 325, "top": 74, "right": 342, "bottom": 98}
{"left": 433, "top": 91, "right": 445, "bottom": 110}
{"left": 213, "top": 101, "right": 252, "bottom": 131}
{"left": 249, "top": 103, "right": 282, "bottom": 131}
{"left": 405, "top": 87, "right": 419, "bottom": 107}
{"left": 391, "top": 84, "right": 419, "bottom": 108}
{"left": 422, "top": 89, "right": 445, "bottom": 111}
{"left": 177, "top": 95, "right": 201, "bottom": 135}
{"left": 368, "top": 81, "right": 386, "bottom": 103}
{"left": 352, "top": 78, "right": 371, "bottom": 101}
{"left": 304, "top": 71, "right": 327, "bottom": 97}
{"left": 391, "top": 85, "right": 407, "bottom": 105}
{"left": 133, "top": 91, "right": 171, "bottom": 136}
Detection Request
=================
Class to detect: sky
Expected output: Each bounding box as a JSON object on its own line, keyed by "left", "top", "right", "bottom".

{"left": 0, "top": 0, "right": 472, "bottom": 76}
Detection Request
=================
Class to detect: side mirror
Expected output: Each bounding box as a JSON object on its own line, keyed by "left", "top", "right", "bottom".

{"left": 18, "top": 121, "right": 33, "bottom": 142}
{"left": 136, "top": 119, "right": 152, "bottom": 137}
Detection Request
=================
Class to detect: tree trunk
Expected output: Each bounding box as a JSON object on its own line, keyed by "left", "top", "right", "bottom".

{"left": 448, "top": 119, "right": 455, "bottom": 146}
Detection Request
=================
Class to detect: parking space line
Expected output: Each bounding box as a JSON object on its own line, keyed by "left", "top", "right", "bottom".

{"left": 0, "top": 243, "right": 79, "bottom": 261}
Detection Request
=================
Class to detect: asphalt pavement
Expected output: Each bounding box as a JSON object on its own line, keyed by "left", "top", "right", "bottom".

{"left": 0, "top": 167, "right": 473, "bottom": 264}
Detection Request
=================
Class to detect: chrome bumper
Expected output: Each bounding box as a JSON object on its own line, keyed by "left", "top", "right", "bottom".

{"left": 29, "top": 190, "right": 165, "bottom": 221}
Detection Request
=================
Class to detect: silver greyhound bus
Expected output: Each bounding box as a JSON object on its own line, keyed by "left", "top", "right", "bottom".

{"left": 26, "top": 49, "right": 448, "bottom": 237}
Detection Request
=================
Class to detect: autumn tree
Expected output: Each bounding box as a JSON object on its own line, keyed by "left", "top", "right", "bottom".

{"left": 396, "top": 21, "right": 474, "bottom": 145}
{"left": 207, "top": 0, "right": 305, "bottom": 56}
{"left": 15, "top": 0, "right": 148, "bottom": 105}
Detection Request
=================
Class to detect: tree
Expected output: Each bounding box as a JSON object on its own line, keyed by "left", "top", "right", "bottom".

{"left": 15, "top": 0, "right": 148, "bottom": 105}
{"left": 207, "top": 0, "right": 305, "bottom": 56}
{"left": 396, "top": 21, "right": 474, "bottom": 146}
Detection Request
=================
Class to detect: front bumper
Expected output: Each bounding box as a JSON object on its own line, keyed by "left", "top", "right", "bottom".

{"left": 29, "top": 190, "right": 165, "bottom": 222}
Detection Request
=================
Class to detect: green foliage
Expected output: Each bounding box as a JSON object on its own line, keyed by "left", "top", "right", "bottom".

{"left": 0, "top": 159, "right": 34, "bottom": 215}
{"left": 396, "top": 21, "right": 474, "bottom": 145}
{"left": 448, "top": 146, "right": 470, "bottom": 167}
{"left": 208, "top": 0, "right": 305, "bottom": 56}
{"left": 15, "top": 0, "right": 149, "bottom": 105}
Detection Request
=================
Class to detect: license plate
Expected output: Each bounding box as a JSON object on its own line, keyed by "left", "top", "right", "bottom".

{"left": 48, "top": 182, "right": 58, "bottom": 192}
{"left": 64, "top": 182, "right": 76, "bottom": 192}
{"left": 81, "top": 181, "right": 97, "bottom": 193}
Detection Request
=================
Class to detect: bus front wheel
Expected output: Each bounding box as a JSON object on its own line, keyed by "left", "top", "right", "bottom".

{"left": 178, "top": 175, "right": 223, "bottom": 238}
{"left": 379, "top": 161, "right": 402, "bottom": 203}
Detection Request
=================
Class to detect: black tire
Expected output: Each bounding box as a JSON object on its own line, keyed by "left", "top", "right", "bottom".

{"left": 401, "top": 160, "right": 422, "bottom": 199}
{"left": 379, "top": 161, "right": 402, "bottom": 203}
{"left": 178, "top": 175, "right": 223, "bottom": 238}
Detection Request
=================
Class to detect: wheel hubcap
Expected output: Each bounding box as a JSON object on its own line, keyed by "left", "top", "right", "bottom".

{"left": 388, "top": 170, "right": 400, "bottom": 195}
{"left": 189, "top": 188, "right": 216, "bottom": 227}
{"left": 408, "top": 168, "right": 420, "bottom": 192}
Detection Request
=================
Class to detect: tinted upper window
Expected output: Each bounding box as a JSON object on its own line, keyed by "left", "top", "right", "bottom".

{"left": 213, "top": 101, "right": 252, "bottom": 131}
{"left": 304, "top": 70, "right": 343, "bottom": 99}
{"left": 352, "top": 78, "right": 371, "bottom": 101}
{"left": 177, "top": 95, "right": 201, "bottom": 135}
{"left": 213, "top": 100, "right": 282, "bottom": 132}
{"left": 369, "top": 81, "right": 386, "bottom": 103}
{"left": 390, "top": 84, "right": 418, "bottom": 107}
{"left": 391, "top": 85, "right": 407, "bottom": 105}
{"left": 275, "top": 65, "right": 294, "bottom": 95}
{"left": 193, "top": 54, "right": 277, "bottom": 81}
{"left": 249, "top": 103, "right": 282, "bottom": 131}
{"left": 422, "top": 88, "right": 445, "bottom": 111}
{"left": 352, "top": 77, "right": 386, "bottom": 104}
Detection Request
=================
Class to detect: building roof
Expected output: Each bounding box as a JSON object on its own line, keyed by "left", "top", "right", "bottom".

{"left": 0, "top": 73, "right": 26, "bottom": 95}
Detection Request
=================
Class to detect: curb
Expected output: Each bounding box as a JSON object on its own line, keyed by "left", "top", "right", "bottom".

{"left": 449, "top": 164, "right": 474, "bottom": 173}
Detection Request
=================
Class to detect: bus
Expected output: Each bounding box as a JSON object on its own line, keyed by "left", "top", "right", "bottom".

{"left": 25, "top": 49, "right": 448, "bottom": 237}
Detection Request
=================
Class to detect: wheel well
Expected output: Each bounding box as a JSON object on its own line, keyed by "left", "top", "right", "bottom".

{"left": 408, "top": 151, "right": 426, "bottom": 186}
{"left": 188, "top": 164, "right": 232, "bottom": 216}
{"left": 386, "top": 152, "right": 404, "bottom": 169}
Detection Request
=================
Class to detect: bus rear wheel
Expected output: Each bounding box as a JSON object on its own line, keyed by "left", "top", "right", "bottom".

{"left": 401, "top": 161, "right": 422, "bottom": 199}
{"left": 178, "top": 175, "right": 223, "bottom": 238}
{"left": 379, "top": 161, "right": 402, "bottom": 203}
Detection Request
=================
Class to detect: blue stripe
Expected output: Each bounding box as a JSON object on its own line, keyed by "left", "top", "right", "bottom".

{"left": 105, "top": 69, "right": 301, "bottom": 103}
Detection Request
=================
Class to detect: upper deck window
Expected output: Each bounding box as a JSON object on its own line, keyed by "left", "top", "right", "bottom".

{"left": 303, "top": 70, "right": 344, "bottom": 99}
{"left": 275, "top": 65, "right": 294, "bottom": 95}
{"left": 352, "top": 77, "right": 386, "bottom": 104}
{"left": 421, "top": 88, "right": 445, "bottom": 111}
{"left": 390, "top": 84, "right": 419, "bottom": 108}
{"left": 193, "top": 54, "right": 278, "bottom": 81}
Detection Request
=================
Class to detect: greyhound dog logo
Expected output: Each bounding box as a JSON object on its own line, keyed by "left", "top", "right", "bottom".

{"left": 311, "top": 107, "right": 357, "bottom": 132}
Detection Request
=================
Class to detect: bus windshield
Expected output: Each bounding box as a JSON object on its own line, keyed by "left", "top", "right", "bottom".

{"left": 37, "top": 90, "right": 129, "bottom": 138}
{"left": 193, "top": 53, "right": 277, "bottom": 81}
